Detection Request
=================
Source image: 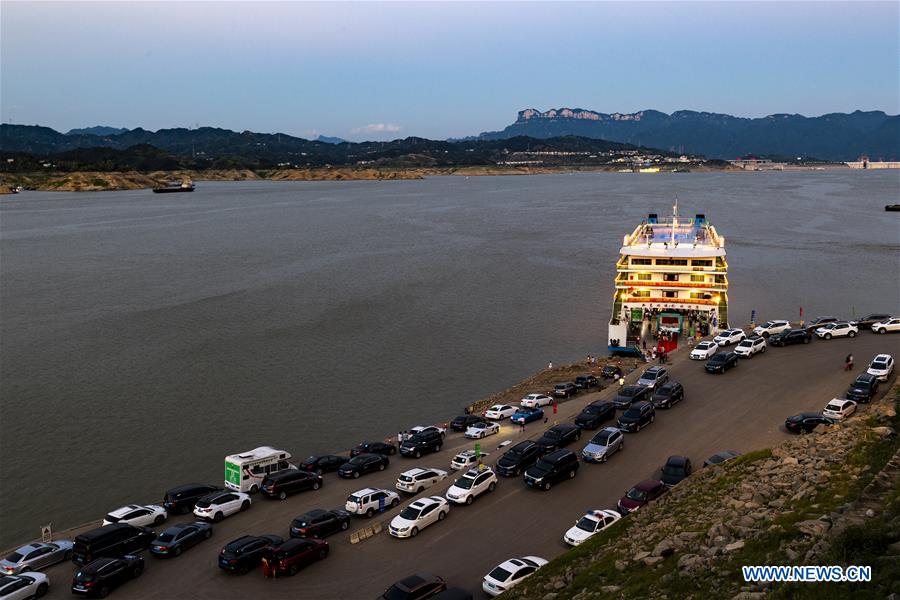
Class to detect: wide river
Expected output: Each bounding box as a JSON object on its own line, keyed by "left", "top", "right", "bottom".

{"left": 1, "top": 171, "right": 898, "bottom": 548}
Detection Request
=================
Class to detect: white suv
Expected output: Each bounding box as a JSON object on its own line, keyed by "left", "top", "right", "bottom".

{"left": 389, "top": 496, "right": 449, "bottom": 538}
{"left": 395, "top": 468, "right": 448, "bottom": 494}
{"left": 867, "top": 354, "right": 895, "bottom": 381}
{"left": 816, "top": 322, "right": 858, "bottom": 339}
{"left": 753, "top": 320, "right": 791, "bottom": 337}
{"left": 713, "top": 329, "right": 746, "bottom": 346}
{"left": 733, "top": 336, "right": 767, "bottom": 358}
{"left": 192, "top": 491, "right": 251, "bottom": 522}
{"left": 872, "top": 317, "right": 900, "bottom": 335}
{"left": 450, "top": 450, "right": 489, "bottom": 470}
{"left": 345, "top": 488, "right": 400, "bottom": 518}
{"left": 445, "top": 467, "right": 498, "bottom": 505}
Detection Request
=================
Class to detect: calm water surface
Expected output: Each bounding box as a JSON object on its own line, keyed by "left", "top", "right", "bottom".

{"left": 1, "top": 171, "right": 898, "bottom": 547}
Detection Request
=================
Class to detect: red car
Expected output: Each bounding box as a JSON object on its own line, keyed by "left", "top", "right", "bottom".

{"left": 617, "top": 479, "right": 666, "bottom": 514}
{"left": 263, "top": 538, "right": 329, "bottom": 577}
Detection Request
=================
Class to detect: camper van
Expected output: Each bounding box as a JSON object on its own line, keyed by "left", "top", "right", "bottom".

{"left": 225, "top": 447, "right": 295, "bottom": 493}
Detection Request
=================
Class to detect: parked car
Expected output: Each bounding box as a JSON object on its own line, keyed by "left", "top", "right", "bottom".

{"left": 0, "top": 572, "right": 49, "bottom": 599}
{"left": 574, "top": 374, "right": 599, "bottom": 389}
{"left": 450, "top": 415, "right": 486, "bottom": 432}
{"left": 563, "top": 510, "right": 622, "bottom": 546}
{"left": 260, "top": 470, "right": 322, "bottom": 500}
{"left": 637, "top": 366, "right": 669, "bottom": 389}
{"left": 495, "top": 441, "right": 544, "bottom": 477}
{"left": 400, "top": 430, "right": 444, "bottom": 458}
{"left": 705, "top": 352, "right": 738, "bottom": 373}
{"left": 338, "top": 453, "right": 390, "bottom": 478}
{"left": 523, "top": 449, "right": 579, "bottom": 491}
{"left": 290, "top": 509, "right": 351, "bottom": 538}
{"left": 552, "top": 383, "right": 577, "bottom": 398}
{"left": 345, "top": 488, "right": 400, "bottom": 518}
{"left": 482, "top": 557, "right": 547, "bottom": 597}
{"left": 616, "top": 401, "right": 655, "bottom": 432}
{"left": 659, "top": 456, "right": 693, "bottom": 487}
{"left": 510, "top": 406, "right": 544, "bottom": 424}
{"left": 785, "top": 413, "right": 837, "bottom": 433}
{"left": 867, "top": 353, "right": 895, "bottom": 381}
{"left": 574, "top": 400, "right": 616, "bottom": 429}
{"left": 650, "top": 382, "right": 684, "bottom": 409}
{"left": 379, "top": 574, "right": 446, "bottom": 600}
{"left": 690, "top": 340, "right": 719, "bottom": 360}
{"left": 298, "top": 455, "right": 348, "bottom": 474}
{"left": 855, "top": 313, "right": 893, "bottom": 330}
{"left": 768, "top": 329, "right": 811, "bottom": 346}
{"left": 71, "top": 524, "right": 155, "bottom": 566}
{"left": 162, "top": 483, "right": 222, "bottom": 515}
{"left": 520, "top": 393, "right": 553, "bottom": 408}
{"left": 872, "top": 317, "right": 900, "bottom": 334}
{"left": 450, "top": 450, "right": 488, "bottom": 471}
{"left": 617, "top": 479, "right": 667, "bottom": 514}
{"left": 193, "top": 491, "right": 251, "bottom": 522}
{"left": 534, "top": 423, "right": 581, "bottom": 452}
{"left": 823, "top": 398, "right": 857, "bottom": 420}
{"left": 753, "top": 320, "right": 791, "bottom": 337}
{"left": 351, "top": 441, "right": 397, "bottom": 457}
{"left": 612, "top": 385, "right": 651, "bottom": 409}
{"left": 601, "top": 364, "right": 623, "bottom": 379}
{"left": 733, "top": 336, "right": 767, "bottom": 358}
{"left": 149, "top": 522, "right": 212, "bottom": 557}
{"left": 409, "top": 425, "right": 446, "bottom": 438}
{"left": 484, "top": 404, "right": 517, "bottom": 420}
{"left": 703, "top": 450, "right": 741, "bottom": 467}
{"left": 581, "top": 427, "right": 624, "bottom": 463}
{"left": 445, "top": 468, "right": 498, "bottom": 505}
{"left": 815, "top": 322, "right": 858, "bottom": 339}
{"left": 805, "top": 316, "right": 840, "bottom": 332}
{"left": 389, "top": 497, "right": 450, "bottom": 538}
{"left": 217, "top": 535, "right": 283, "bottom": 575}
{"left": 72, "top": 556, "right": 142, "bottom": 597}
{"left": 713, "top": 328, "right": 746, "bottom": 346}
{"left": 102, "top": 504, "right": 167, "bottom": 527}
{"left": 396, "top": 468, "right": 448, "bottom": 494}
{"left": 846, "top": 373, "right": 880, "bottom": 403}
{"left": 1, "top": 541, "right": 73, "bottom": 574}
{"left": 464, "top": 421, "right": 500, "bottom": 439}
{"left": 263, "top": 537, "right": 329, "bottom": 576}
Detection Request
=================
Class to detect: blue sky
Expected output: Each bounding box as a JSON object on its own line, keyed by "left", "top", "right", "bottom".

{"left": 2, "top": 1, "right": 898, "bottom": 141}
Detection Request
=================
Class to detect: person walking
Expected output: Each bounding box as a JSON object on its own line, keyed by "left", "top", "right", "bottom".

{"left": 261, "top": 554, "right": 275, "bottom": 579}
{"left": 397, "top": 431, "right": 403, "bottom": 445}
{"left": 548, "top": 361, "right": 553, "bottom": 370}
{"left": 519, "top": 419, "right": 526, "bottom": 434}
{"left": 845, "top": 354, "right": 854, "bottom": 371}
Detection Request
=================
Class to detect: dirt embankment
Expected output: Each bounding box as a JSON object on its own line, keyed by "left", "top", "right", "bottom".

{"left": 0, "top": 169, "right": 260, "bottom": 193}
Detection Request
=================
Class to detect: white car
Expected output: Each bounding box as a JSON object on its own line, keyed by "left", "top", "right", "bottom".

{"left": 450, "top": 449, "right": 489, "bottom": 471}
{"left": 389, "top": 496, "right": 449, "bottom": 538}
{"left": 733, "top": 336, "right": 767, "bottom": 358}
{"left": 713, "top": 328, "right": 746, "bottom": 346}
{"left": 192, "top": 491, "right": 251, "bottom": 522}
{"left": 409, "top": 425, "right": 446, "bottom": 438}
{"left": 103, "top": 503, "right": 168, "bottom": 527}
{"left": 482, "top": 556, "right": 548, "bottom": 596}
{"left": 872, "top": 317, "right": 900, "bottom": 335}
{"left": 867, "top": 354, "right": 895, "bottom": 381}
{"left": 345, "top": 488, "right": 400, "bottom": 517}
{"left": 465, "top": 421, "right": 500, "bottom": 439}
{"left": 445, "top": 467, "right": 498, "bottom": 505}
{"left": 0, "top": 572, "right": 49, "bottom": 600}
{"left": 823, "top": 398, "right": 857, "bottom": 420}
{"left": 395, "top": 468, "right": 448, "bottom": 494}
{"left": 816, "top": 322, "right": 859, "bottom": 339}
{"left": 484, "top": 404, "right": 517, "bottom": 420}
{"left": 753, "top": 320, "right": 791, "bottom": 337}
{"left": 690, "top": 340, "right": 719, "bottom": 360}
{"left": 563, "top": 509, "right": 622, "bottom": 546}
{"left": 520, "top": 393, "right": 553, "bottom": 408}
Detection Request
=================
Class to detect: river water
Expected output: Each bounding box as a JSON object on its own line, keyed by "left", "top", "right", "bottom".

{"left": 1, "top": 171, "right": 898, "bottom": 548}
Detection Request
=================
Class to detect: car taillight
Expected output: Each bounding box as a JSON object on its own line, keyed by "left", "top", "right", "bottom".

{"left": 300, "top": 528, "right": 308, "bottom": 534}
{"left": 279, "top": 560, "right": 287, "bottom": 568}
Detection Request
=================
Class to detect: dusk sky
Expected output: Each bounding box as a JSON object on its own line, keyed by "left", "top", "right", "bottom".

{"left": 2, "top": 1, "right": 898, "bottom": 141}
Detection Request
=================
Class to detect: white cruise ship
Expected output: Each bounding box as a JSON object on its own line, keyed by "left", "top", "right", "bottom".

{"left": 608, "top": 206, "right": 729, "bottom": 355}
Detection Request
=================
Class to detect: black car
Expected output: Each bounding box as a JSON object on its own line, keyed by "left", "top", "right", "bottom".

{"left": 495, "top": 440, "right": 545, "bottom": 477}
{"left": 804, "top": 316, "right": 839, "bottom": 332}
{"left": 523, "top": 449, "right": 579, "bottom": 491}
{"left": 855, "top": 313, "right": 892, "bottom": 329}
{"left": 616, "top": 401, "right": 655, "bottom": 432}
{"left": 290, "top": 509, "right": 351, "bottom": 538}
{"left": 72, "top": 524, "right": 155, "bottom": 566}
{"left": 703, "top": 450, "right": 741, "bottom": 467}
{"left": 574, "top": 374, "right": 599, "bottom": 389}
{"left": 534, "top": 423, "right": 581, "bottom": 452}
{"left": 601, "top": 364, "right": 623, "bottom": 379}
{"left": 612, "top": 385, "right": 651, "bottom": 409}
{"left": 400, "top": 430, "right": 444, "bottom": 458}
{"left": 846, "top": 373, "right": 880, "bottom": 403}
{"left": 705, "top": 352, "right": 738, "bottom": 373}
{"left": 650, "top": 382, "right": 684, "bottom": 409}
{"left": 574, "top": 400, "right": 616, "bottom": 429}
{"left": 350, "top": 442, "right": 396, "bottom": 457}
{"left": 149, "top": 522, "right": 212, "bottom": 558}
{"left": 379, "top": 574, "right": 447, "bottom": 600}
{"left": 659, "top": 456, "right": 693, "bottom": 487}
{"left": 260, "top": 470, "right": 323, "bottom": 500}
{"left": 162, "top": 483, "right": 222, "bottom": 515}
{"left": 337, "top": 453, "right": 389, "bottom": 478}
{"left": 450, "top": 415, "right": 486, "bottom": 432}
{"left": 218, "top": 534, "right": 283, "bottom": 575}
{"left": 785, "top": 413, "right": 836, "bottom": 433}
{"left": 769, "top": 329, "right": 811, "bottom": 346}
{"left": 552, "top": 382, "right": 578, "bottom": 398}
{"left": 72, "top": 555, "right": 143, "bottom": 597}
{"left": 298, "top": 455, "right": 348, "bottom": 474}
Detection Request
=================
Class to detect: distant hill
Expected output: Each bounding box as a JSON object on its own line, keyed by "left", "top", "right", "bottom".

{"left": 65, "top": 126, "right": 130, "bottom": 137}
{"left": 478, "top": 108, "right": 899, "bottom": 161}
{"left": 315, "top": 135, "right": 347, "bottom": 144}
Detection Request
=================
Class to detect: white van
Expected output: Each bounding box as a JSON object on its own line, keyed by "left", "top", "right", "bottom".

{"left": 224, "top": 446, "right": 295, "bottom": 492}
